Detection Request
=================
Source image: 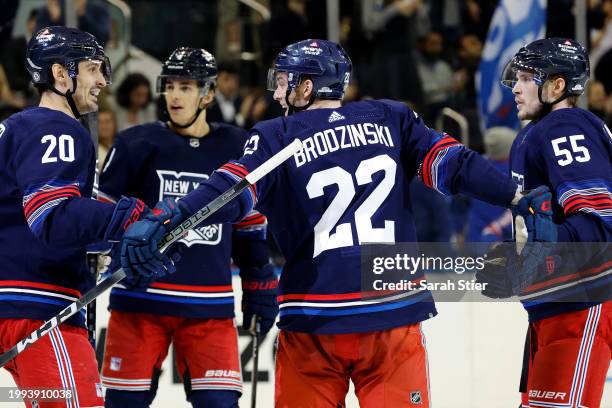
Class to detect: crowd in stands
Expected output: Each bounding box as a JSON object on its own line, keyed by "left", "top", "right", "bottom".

{"left": 1, "top": 0, "right": 612, "bottom": 261}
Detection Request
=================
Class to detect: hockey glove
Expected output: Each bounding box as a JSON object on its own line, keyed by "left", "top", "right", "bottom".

{"left": 242, "top": 264, "right": 279, "bottom": 336}
{"left": 515, "top": 186, "right": 557, "bottom": 243}
{"left": 510, "top": 186, "right": 558, "bottom": 294}
{"left": 120, "top": 198, "right": 186, "bottom": 280}
{"left": 475, "top": 242, "right": 516, "bottom": 298}
{"left": 478, "top": 187, "right": 558, "bottom": 298}
{"left": 104, "top": 197, "right": 150, "bottom": 242}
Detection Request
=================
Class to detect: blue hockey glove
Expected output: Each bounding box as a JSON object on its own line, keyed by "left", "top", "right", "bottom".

{"left": 242, "top": 264, "right": 279, "bottom": 336}
{"left": 511, "top": 186, "right": 558, "bottom": 293}
{"left": 120, "top": 198, "right": 186, "bottom": 280}
{"left": 101, "top": 242, "right": 183, "bottom": 291}
{"left": 478, "top": 187, "right": 559, "bottom": 298}
{"left": 104, "top": 197, "right": 150, "bottom": 242}
{"left": 515, "top": 186, "right": 557, "bottom": 243}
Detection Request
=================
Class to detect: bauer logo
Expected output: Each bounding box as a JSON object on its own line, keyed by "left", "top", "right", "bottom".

{"left": 410, "top": 391, "right": 422, "bottom": 404}
{"left": 157, "top": 170, "right": 223, "bottom": 246}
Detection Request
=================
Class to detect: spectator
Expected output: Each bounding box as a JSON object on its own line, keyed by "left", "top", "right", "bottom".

{"left": 452, "top": 33, "right": 484, "bottom": 150}
{"left": 417, "top": 31, "right": 454, "bottom": 122}
{"left": 1, "top": 8, "right": 38, "bottom": 99}
{"left": 0, "top": 64, "right": 26, "bottom": 120}
{"left": 207, "top": 61, "right": 245, "bottom": 126}
{"left": 588, "top": 80, "right": 607, "bottom": 119}
{"left": 460, "top": 0, "right": 496, "bottom": 42}
{"left": 97, "top": 108, "right": 117, "bottom": 170}
{"left": 112, "top": 73, "right": 156, "bottom": 131}
{"left": 261, "top": 0, "right": 309, "bottom": 68}
{"left": 359, "top": 0, "right": 427, "bottom": 111}
{"left": 465, "top": 126, "right": 516, "bottom": 251}
{"left": 428, "top": 0, "right": 462, "bottom": 45}
{"left": 36, "top": 0, "right": 110, "bottom": 47}
{"left": 591, "top": 0, "right": 612, "bottom": 74}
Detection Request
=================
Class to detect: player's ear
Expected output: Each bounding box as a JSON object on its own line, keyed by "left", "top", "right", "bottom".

{"left": 51, "top": 63, "right": 68, "bottom": 88}
{"left": 555, "top": 76, "right": 567, "bottom": 95}
{"left": 302, "top": 78, "right": 314, "bottom": 100}
{"left": 204, "top": 86, "right": 215, "bottom": 105}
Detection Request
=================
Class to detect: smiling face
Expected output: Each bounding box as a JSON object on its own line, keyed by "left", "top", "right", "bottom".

{"left": 73, "top": 59, "right": 107, "bottom": 114}
{"left": 512, "top": 70, "right": 543, "bottom": 120}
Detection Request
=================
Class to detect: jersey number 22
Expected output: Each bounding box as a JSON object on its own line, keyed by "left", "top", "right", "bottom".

{"left": 307, "top": 154, "right": 395, "bottom": 257}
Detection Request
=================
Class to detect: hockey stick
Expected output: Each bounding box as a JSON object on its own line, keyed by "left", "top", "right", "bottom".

{"left": 83, "top": 112, "right": 100, "bottom": 348}
{"left": 0, "top": 139, "right": 303, "bottom": 368}
{"left": 250, "top": 316, "right": 262, "bottom": 408}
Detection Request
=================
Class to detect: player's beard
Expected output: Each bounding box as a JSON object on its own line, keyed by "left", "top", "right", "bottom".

{"left": 75, "top": 89, "right": 98, "bottom": 115}
{"left": 520, "top": 102, "right": 550, "bottom": 121}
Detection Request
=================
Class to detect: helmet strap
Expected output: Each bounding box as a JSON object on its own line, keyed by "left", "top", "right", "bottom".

{"left": 168, "top": 95, "right": 205, "bottom": 129}
{"left": 169, "top": 107, "right": 203, "bottom": 129}
{"left": 537, "top": 77, "right": 569, "bottom": 108}
{"left": 50, "top": 77, "right": 82, "bottom": 118}
{"left": 284, "top": 88, "right": 315, "bottom": 116}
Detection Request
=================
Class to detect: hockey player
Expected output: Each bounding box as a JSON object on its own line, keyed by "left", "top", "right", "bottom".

{"left": 117, "top": 40, "right": 546, "bottom": 406}
{"left": 478, "top": 38, "right": 611, "bottom": 408}
{"left": 98, "top": 47, "right": 277, "bottom": 408}
{"left": 0, "top": 27, "right": 156, "bottom": 408}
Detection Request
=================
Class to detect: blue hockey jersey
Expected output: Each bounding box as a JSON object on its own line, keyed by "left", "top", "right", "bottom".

{"left": 509, "top": 108, "right": 611, "bottom": 322}
{"left": 100, "top": 121, "right": 269, "bottom": 318}
{"left": 0, "top": 107, "right": 116, "bottom": 327}
{"left": 178, "top": 99, "right": 517, "bottom": 334}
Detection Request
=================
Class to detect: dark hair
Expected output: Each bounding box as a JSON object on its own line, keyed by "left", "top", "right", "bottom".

{"left": 28, "top": 8, "right": 39, "bottom": 21}
{"left": 217, "top": 60, "right": 240, "bottom": 75}
{"left": 116, "top": 73, "right": 152, "bottom": 109}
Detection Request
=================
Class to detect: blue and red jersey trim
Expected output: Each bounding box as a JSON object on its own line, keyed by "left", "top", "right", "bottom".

{"left": 111, "top": 282, "right": 234, "bottom": 305}
{"left": 217, "top": 161, "right": 257, "bottom": 210}
{"left": 22, "top": 180, "right": 81, "bottom": 235}
{"left": 233, "top": 210, "right": 267, "bottom": 239}
{"left": 0, "top": 280, "right": 81, "bottom": 307}
{"left": 420, "top": 133, "right": 462, "bottom": 194}
{"left": 278, "top": 278, "right": 428, "bottom": 318}
{"left": 557, "top": 179, "right": 612, "bottom": 224}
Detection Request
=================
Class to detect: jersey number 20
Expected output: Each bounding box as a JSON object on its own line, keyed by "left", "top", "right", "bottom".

{"left": 41, "top": 134, "right": 75, "bottom": 163}
{"left": 307, "top": 154, "right": 395, "bottom": 257}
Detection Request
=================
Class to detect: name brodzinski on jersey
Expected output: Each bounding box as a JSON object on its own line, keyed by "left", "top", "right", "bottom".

{"left": 156, "top": 169, "right": 222, "bottom": 247}
{"left": 292, "top": 121, "right": 394, "bottom": 167}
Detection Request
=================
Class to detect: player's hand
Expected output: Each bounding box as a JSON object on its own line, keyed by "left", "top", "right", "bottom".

{"left": 515, "top": 186, "right": 557, "bottom": 243}
{"left": 104, "top": 197, "right": 150, "bottom": 242}
{"left": 242, "top": 264, "right": 279, "bottom": 336}
{"left": 119, "top": 198, "right": 186, "bottom": 280}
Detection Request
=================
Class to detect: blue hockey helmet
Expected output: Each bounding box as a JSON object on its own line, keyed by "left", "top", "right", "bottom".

{"left": 501, "top": 38, "right": 589, "bottom": 100}
{"left": 26, "top": 26, "right": 111, "bottom": 88}
{"left": 267, "top": 39, "right": 352, "bottom": 100}
{"left": 157, "top": 47, "right": 217, "bottom": 97}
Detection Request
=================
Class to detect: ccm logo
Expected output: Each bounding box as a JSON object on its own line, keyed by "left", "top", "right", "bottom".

{"left": 540, "top": 200, "right": 551, "bottom": 212}
{"left": 529, "top": 390, "right": 567, "bottom": 400}
{"left": 243, "top": 280, "right": 278, "bottom": 290}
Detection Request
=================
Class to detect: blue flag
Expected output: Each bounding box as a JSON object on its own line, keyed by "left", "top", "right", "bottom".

{"left": 477, "top": 0, "right": 546, "bottom": 131}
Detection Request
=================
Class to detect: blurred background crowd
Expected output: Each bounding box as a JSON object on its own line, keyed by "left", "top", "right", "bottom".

{"left": 1, "top": 0, "right": 611, "bottom": 263}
